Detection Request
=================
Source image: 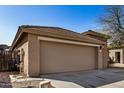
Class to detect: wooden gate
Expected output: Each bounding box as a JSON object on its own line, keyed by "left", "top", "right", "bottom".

{"left": 0, "top": 50, "right": 19, "bottom": 71}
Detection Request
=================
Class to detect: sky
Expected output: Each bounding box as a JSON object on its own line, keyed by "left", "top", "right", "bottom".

{"left": 0, "top": 5, "right": 106, "bottom": 45}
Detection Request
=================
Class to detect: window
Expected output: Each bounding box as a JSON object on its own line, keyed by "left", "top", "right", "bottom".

{"left": 115, "top": 52, "right": 120, "bottom": 63}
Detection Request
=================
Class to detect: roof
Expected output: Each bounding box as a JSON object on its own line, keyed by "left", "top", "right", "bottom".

{"left": 11, "top": 25, "right": 106, "bottom": 50}
{"left": 0, "top": 44, "right": 9, "bottom": 50}
{"left": 82, "top": 30, "right": 110, "bottom": 39}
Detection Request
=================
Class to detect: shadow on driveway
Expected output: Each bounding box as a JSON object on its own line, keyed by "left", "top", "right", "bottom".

{"left": 41, "top": 68, "right": 124, "bottom": 88}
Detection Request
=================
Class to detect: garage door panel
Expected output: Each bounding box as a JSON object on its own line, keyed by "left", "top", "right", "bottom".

{"left": 40, "top": 41, "right": 97, "bottom": 74}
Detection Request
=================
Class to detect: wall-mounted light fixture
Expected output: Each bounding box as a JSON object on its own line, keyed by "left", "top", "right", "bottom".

{"left": 99, "top": 46, "right": 102, "bottom": 52}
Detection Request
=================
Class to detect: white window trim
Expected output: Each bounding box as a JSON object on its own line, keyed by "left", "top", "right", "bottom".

{"left": 38, "top": 36, "right": 100, "bottom": 47}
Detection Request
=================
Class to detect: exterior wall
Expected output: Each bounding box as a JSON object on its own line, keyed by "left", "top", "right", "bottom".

{"left": 28, "top": 34, "right": 40, "bottom": 76}
{"left": 98, "top": 46, "right": 103, "bottom": 69}
{"left": 109, "top": 49, "right": 123, "bottom": 64}
{"left": 14, "top": 33, "right": 108, "bottom": 76}
{"left": 14, "top": 33, "right": 41, "bottom": 77}
{"left": 15, "top": 34, "right": 29, "bottom": 75}
{"left": 102, "top": 44, "right": 109, "bottom": 68}
{"left": 97, "top": 44, "right": 108, "bottom": 69}
{"left": 123, "top": 49, "right": 124, "bottom": 64}
{"left": 27, "top": 35, "right": 106, "bottom": 76}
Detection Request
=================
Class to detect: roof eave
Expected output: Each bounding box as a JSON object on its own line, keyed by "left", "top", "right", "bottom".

{"left": 10, "top": 27, "right": 23, "bottom": 50}
{"left": 10, "top": 26, "right": 106, "bottom": 51}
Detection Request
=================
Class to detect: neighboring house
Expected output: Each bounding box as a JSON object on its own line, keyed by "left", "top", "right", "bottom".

{"left": 109, "top": 46, "right": 124, "bottom": 67}
{"left": 10, "top": 25, "right": 108, "bottom": 77}
{"left": 0, "top": 44, "right": 9, "bottom": 51}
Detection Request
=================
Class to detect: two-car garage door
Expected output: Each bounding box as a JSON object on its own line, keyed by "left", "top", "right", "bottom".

{"left": 40, "top": 41, "right": 98, "bottom": 74}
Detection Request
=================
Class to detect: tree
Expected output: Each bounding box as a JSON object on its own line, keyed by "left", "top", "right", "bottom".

{"left": 100, "top": 5, "right": 124, "bottom": 47}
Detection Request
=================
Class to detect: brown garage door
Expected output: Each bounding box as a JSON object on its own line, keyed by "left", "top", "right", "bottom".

{"left": 40, "top": 41, "right": 98, "bottom": 74}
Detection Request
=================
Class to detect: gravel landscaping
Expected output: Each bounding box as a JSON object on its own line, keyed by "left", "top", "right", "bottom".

{"left": 0, "top": 72, "right": 43, "bottom": 88}
{"left": 0, "top": 72, "right": 17, "bottom": 88}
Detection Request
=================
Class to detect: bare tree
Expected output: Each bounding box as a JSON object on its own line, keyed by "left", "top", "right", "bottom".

{"left": 100, "top": 5, "right": 124, "bottom": 47}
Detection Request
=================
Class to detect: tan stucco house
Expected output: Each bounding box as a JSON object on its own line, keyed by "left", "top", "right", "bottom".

{"left": 109, "top": 46, "right": 124, "bottom": 67}
{"left": 10, "top": 25, "right": 108, "bottom": 77}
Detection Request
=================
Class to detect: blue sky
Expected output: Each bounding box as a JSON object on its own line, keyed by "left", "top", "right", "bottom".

{"left": 0, "top": 5, "right": 106, "bottom": 45}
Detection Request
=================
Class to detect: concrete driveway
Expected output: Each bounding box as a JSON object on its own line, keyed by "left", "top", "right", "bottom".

{"left": 40, "top": 68, "right": 124, "bottom": 88}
